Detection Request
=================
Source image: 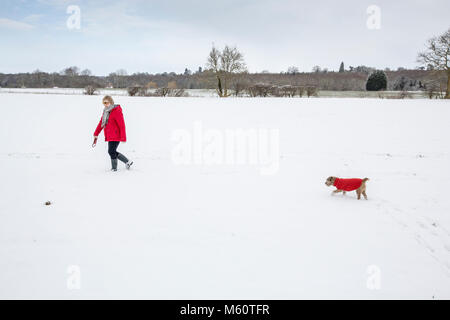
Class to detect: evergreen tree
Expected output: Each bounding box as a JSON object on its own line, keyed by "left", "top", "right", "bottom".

{"left": 366, "top": 70, "right": 387, "bottom": 91}
{"left": 339, "top": 62, "right": 345, "bottom": 72}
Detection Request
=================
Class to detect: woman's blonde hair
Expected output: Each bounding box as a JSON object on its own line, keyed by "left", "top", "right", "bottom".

{"left": 102, "top": 95, "right": 114, "bottom": 105}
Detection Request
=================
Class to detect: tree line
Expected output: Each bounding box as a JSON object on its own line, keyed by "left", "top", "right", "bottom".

{"left": 0, "top": 68, "right": 439, "bottom": 92}
{"left": 1, "top": 27, "right": 448, "bottom": 98}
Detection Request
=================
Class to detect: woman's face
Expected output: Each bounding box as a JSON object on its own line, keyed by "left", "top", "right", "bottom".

{"left": 103, "top": 100, "right": 111, "bottom": 107}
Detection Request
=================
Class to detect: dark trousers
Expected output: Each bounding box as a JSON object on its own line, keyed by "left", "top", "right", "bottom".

{"left": 108, "top": 141, "right": 120, "bottom": 159}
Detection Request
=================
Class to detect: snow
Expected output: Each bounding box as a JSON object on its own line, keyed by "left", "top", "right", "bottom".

{"left": 0, "top": 87, "right": 126, "bottom": 96}
{"left": 0, "top": 93, "right": 449, "bottom": 299}
{"left": 0, "top": 88, "right": 218, "bottom": 97}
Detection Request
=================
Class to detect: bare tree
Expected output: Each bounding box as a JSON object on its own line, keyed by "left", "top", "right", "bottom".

{"left": 81, "top": 69, "right": 92, "bottom": 76}
{"left": 306, "top": 86, "right": 318, "bottom": 97}
{"left": 138, "top": 86, "right": 148, "bottom": 96}
{"left": 417, "top": 28, "right": 449, "bottom": 98}
{"left": 115, "top": 69, "right": 128, "bottom": 88}
{"left": 232, "top": 81, "right": 248, "bottom": 96}
{"left": 127, "top": 86, "right": 139, "bottom": 96}
{"left": 154, "top": 86, "right": 185, "bottom": 97}
{"left": 62, "top": 66, "right": 79, "bottom": 77}
{"left": 423, "top": 79, "right": 442, "bottom": 99}
{"left": 116, "top": 69, "right": 128, "bottom": 76}
{"left": 155, "top": 87, "right": 169, "bottom": 97}
{"left": 84, "top": 85, "right": 97, "bottom": 95}
{"left": 207, "top": 45, "right": 246, "bottom": 97}
{"left": 298, "top": 86, "right": 306, "bottom": 97}
{"left": 287, "top": 66, "right": 299, "bottom": 75}
{"left": 279, "top": 85, "right": 297, "bottom": 97}
{"left": 246, "top": 83, "right": 278, "bottom": 97}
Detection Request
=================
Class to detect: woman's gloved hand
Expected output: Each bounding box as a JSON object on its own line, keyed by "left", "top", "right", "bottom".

{"left": 92, "top": 136, "right": 98, "bottom": 148}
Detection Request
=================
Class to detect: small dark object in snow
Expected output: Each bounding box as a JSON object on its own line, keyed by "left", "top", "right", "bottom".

{"left": 386, "top": 153, "right": 392, "bottom": 157}
{"left": 45, "top": 201, "right": 52, "bottom": 206}
{"left": 417, "top": 154, "right": 424, "bottom": 158}
{"left": 432, "top": 222, "right": 437, "bottom": 228}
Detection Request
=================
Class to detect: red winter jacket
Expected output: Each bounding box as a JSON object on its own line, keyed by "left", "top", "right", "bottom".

{"left": 94, "top": 105, "right": 127, "bottom": 142}
{"left": 333, "top": 178, "right": 363, "bottom": 191}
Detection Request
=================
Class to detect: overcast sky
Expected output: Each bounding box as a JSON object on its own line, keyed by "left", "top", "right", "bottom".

{"left": 1, "top": 0, "right": 449, "bottom": 75}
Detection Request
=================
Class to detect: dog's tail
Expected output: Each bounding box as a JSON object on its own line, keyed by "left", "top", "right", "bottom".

{"left": 363, "top": 178, "right": 369, "bottom": 182}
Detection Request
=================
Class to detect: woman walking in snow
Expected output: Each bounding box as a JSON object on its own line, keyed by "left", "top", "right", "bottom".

{"left": 92, "top": 96, "right": 133, "bottom": 171}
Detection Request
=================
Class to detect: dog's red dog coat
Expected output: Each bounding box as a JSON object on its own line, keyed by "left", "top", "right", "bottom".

{"left": 333, "top": 178, "right": 363, "bottom": 191}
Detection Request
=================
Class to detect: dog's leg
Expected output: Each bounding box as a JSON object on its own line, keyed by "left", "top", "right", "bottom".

{"left": 362, "top": 190, "right": 368, "bottom": 200}
{"left": 332, "top": 189, "right": 342, "bottom": 195}
{"left": 356, "top": 190, "right": 361, "bottom": 200}
{"left": 343, "top": 191, "right": 346, "bottom": 196}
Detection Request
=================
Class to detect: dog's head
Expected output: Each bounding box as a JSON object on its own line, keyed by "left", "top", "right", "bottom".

{"left": 325, "top": 176, "right": 337, "bottom": 186}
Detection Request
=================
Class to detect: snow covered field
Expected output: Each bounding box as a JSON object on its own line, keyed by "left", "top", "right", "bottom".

{"left": 0, "top": 88, "right": 218, "bottom": 97}
{"left": 0, "top": 93, "right": 449, "bottom": 299}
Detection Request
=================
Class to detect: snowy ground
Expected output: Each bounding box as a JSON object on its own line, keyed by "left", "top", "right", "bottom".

{"left": 0, "top": 93, "right": 449, "bottom": 299}
{"left": 0, "top": 88, "right": 218, "bottom": 97}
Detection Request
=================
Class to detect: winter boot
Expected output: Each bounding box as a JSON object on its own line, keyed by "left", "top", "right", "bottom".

{"left": 126, "top": 161, "right": 133, "bottom": 170}
{"left": 118, "top": 153, "right": 133, "bottom": 170}
{"left": 111, "top": 158, "right": 118, "bottom": 171}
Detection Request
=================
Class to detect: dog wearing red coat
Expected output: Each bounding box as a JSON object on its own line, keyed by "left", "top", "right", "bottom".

{"left": 325, "top": 176, "right": 369, "bottom": 200}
